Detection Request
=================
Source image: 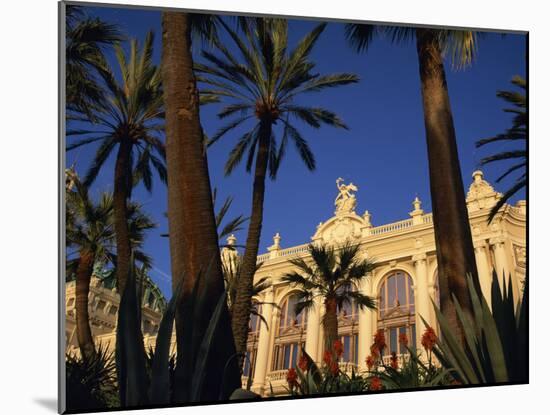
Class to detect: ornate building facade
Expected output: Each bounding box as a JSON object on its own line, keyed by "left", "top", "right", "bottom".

{"left": 65, "top": 267, "right": 167, "bottom": 355}
{"left": 229, "top": 171, "right": 526, "bottom": 395}
{"left": 65, "top": 170, "right": 526, "bottom": 396}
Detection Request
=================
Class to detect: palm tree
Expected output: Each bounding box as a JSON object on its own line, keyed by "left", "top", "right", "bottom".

{"left": 196, "top": 17, "right": 359, "bottom": 359}
{"left": 476, "top": 76, "right": 526, "bottom": 222}
{"left": 66, "top": 32, "right": 166, "bottom": 295}
{"left": 66, "top": 175, "right": 115, "bottom": 360}
{"left": 66, "top": 173, "right": 156, "bottom": 360}
{"left": 345, "top": 25, "right": 483, "bottom": 336}
{"left": 282, "top": 242, "right": 376, "bottom": 352}
{"left": 65, "top": 5, "right": 123, "bottom": 118}
{"left": 160, "top": 12, "right": 241, "bottom": 401}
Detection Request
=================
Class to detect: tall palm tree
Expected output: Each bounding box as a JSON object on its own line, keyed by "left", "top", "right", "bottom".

{"left": 281, "top": 242, "right": 376, "bottom": 351}
{"left": 65, "top": 5, "right": 123, "bottom": 118}
{"left": 197, "top": 17, "right": 359, "bottom": 359}
{"left": 66, "top": 32, "right": 166, "bottom": 295}
{"left": 160, "top": 12, "right": 240, "bottom": 401}
{"left": 345, "top": 25, "right": 483, "bottom": 336}
{"left": 476, "top": 76, "right": 526, "bottom": 222}
{"left": 66, "top": 173, "right": 156, "bottom": 360}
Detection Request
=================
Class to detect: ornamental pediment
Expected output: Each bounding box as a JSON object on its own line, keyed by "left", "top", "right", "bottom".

{"left": 466, "top": 170, "right": 502, "bottom": 212}
{"left": 312, "top": 213, "right": 367, "bottom": 244}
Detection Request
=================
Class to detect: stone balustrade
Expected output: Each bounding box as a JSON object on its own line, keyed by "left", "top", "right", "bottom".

{"left": 266, "top": 369, "right": 288, "bottom": 382}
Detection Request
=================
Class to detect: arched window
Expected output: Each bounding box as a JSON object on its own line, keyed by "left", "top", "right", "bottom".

{"left": 272, "top": 293, "right": 307, "bottom": 371}
{"left": 243, "top": 303, "right": 262, "bottom": 378}
{"left": 378, "top": 271, "right": 416, "bottom": 356}
{"left": 336, "top": 285, "right": 359, "bottom": 365}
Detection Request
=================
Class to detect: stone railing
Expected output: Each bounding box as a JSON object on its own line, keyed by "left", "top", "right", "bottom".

{"left": 256, "top": 213, "right": 435, "bottom": 263}
{"left": 256, "top": 253, "right": 271, "bottom": 262}
{"left": 382, "top": 353, "right": 406, "bottom": 367}
{"left": 338, "top": 361, "right": 358, "bottom": 373}
{"left": 370, "top": 218, "right": 414, "bottom": 235}
{"left": 266, "top": 369, "right": 288, "bottom": 382}
{"left": 257, "top": 243, "right": 310, "bottom": 263}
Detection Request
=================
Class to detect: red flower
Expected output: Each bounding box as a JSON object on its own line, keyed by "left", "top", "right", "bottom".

{"left": 330, "top": 361, "right": 339, "bottom": 376}
{"left": 369, "top": 376, "right": 383, "bottom": 391}
{"left": 298, "top": 355, "right": 308, "bottom": 372}
{"left": 421, "top": 326, "right": 438, "bottom": 351}
{"left": 323, "top": 349, "right": 332, "bottom": 365}
{"left": 370, "top": 343, "right": 380, "bottom": 358}
{"left": 390, "top": 351, "right": 398, "bottom": 369}
{"left": 373, "top": 329, "right": 386, "bottom": 354}
{"left": 333, "top": 339, "right": 344, "bottom": 357}
{"left": 286, "top": 368, "right": 298, "bottom": 387}
{"left": 398, "top": 332, "right": 408, "bottom": 347}
{"left": 365, "top": 355, "right": 375, "bottom": 371}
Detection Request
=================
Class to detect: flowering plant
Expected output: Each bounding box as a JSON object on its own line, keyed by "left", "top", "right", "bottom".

{"left": 363, "top": 330, "right": 452, "bottom": 390}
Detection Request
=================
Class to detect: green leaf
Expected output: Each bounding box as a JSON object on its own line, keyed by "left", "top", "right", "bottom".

{"left": 149, "top": 280, "right": 181, "bottom": 404}
{"left": 190, "top": 291, "right": 228, "bottom": 401}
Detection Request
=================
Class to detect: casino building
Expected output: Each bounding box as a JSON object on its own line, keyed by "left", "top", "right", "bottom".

{"left": 65, "top": 170, "right": 526, "bottom": 396}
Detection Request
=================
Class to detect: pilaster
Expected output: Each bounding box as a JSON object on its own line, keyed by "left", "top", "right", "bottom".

{"left": 413, "top": 253, "right": 431, "bottom": 348}
{"left": 252, "top": 288, "right": 275, "bottom": 394}
{"left": 357, "top": 275, "right": 373, "bottom": 370}
{"left": 474, "top": 239, "right": 492, "bottom": 308}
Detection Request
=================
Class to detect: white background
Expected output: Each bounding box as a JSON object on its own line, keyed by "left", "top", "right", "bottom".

{"left": 0, "top": 0, "right": 547, "bottom": 413}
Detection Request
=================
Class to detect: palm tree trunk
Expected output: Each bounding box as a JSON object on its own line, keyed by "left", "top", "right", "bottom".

{"left": 161, "top": 11, "right": 240, "bottom": 402}
{"left": 415, "top": 29, "right": 482, "bottom": 337}
{"left": 231, "top": 122, "right": 271, "bottom": 363}
{"left": 113, "top": 137, "right": 133, "bottom": 294}
{"left": 323, "top": 297, "right": 338, "bottom": 352}
{"left": 75, "top": 248, "right": 95, "bottom": 360}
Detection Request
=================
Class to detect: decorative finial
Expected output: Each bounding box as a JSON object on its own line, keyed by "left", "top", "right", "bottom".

{"left": 268, "top": 232, "right": 282, "bottom": 255}
{"left": 363, "top": 210, "right": 372, "bottom": 227}
{"left": 413, "top": 196, "right": 422, "bottom": 211}
{"left": 273, "top": 232, "right": 281, "bottom": 248}
{"left": 410, "top": 195, "right": 424, "bottom": 224}
{"left": 472, "top": 170, "right": 484, "bottom": 183}
{"left": 226, "top": 234, "right": 237, "bottom": 246}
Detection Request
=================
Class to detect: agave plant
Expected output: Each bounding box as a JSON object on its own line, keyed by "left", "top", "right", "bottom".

{"left": 65, "top": 343, "right": 119, "bottom": 411}
{"left": 115, "top": 252, "right": 244, "bottom": 407}
{"left": 428, "top": 271, "right": 528, "bottom": 384}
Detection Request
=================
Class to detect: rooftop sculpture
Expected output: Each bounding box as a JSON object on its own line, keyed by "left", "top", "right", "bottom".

{"left": 335, "top": 177, "right": 358, "bottom": 214}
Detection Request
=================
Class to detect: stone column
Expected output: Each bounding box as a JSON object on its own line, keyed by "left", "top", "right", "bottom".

{"left": 413, "top": 253, "right": 431, "bottom": 347}
{"left": 305, "top": 290, "right": 321, "bottom": 361}
{"left": 252, "top": 288, "right": 275, "bottom": 393}
{"left": 490, "top": 237, "right": 511, "bottom": 296}
{"left": 474, "top": 240, "right": 492, "bottom": 308}
{"left": 357, "top": 275, "right": 373, "bottom": 370}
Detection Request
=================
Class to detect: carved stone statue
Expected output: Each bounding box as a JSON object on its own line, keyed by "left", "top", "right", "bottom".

{"left": 335, "top": 177, "right": 358, "bottom": 214}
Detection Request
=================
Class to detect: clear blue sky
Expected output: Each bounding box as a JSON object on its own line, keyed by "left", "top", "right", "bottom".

{"left": 67, "top": 5, "right": 527, "bottom": 298}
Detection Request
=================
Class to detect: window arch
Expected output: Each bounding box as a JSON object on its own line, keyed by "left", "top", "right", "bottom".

{"left": 377, "top": 271, "right": 416, "bottom": 355}
{"left": 272, "top": 293, "right": 307, "bottom": 371}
